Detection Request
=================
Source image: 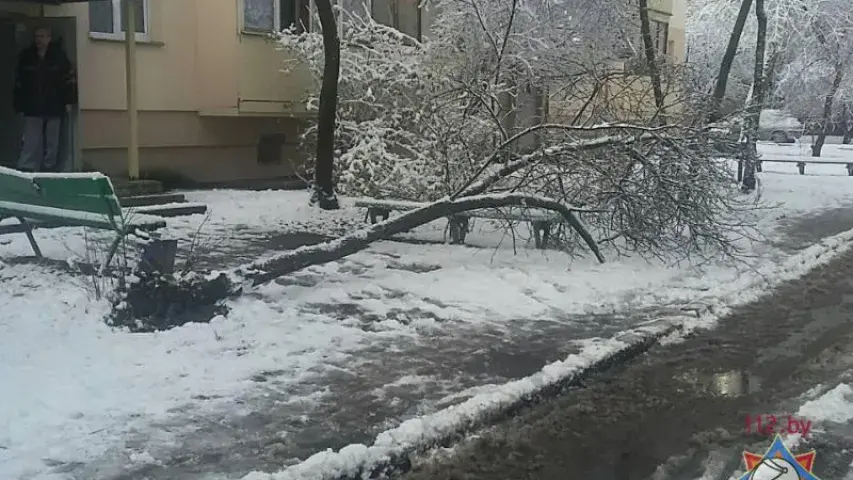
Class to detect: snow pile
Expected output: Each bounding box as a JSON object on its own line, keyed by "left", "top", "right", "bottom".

{"left": 798, "top": 383, "right": 853, "bottom": 423}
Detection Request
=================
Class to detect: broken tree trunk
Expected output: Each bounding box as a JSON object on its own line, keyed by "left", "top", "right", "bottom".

{"left": 240, "top": 193, "right": 604, "bottom": 285}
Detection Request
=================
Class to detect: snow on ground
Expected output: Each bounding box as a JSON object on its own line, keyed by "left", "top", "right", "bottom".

{"left": 4, "top": 143, "right": 853, "bottom": 479}
{"left": 798, "top": 383, "right": 853, "bottom": 424}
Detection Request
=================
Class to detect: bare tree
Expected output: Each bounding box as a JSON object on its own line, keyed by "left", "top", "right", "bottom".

{"left": 807, "top": 2, "right": 853, "bottom": 156}
{"left": 638, "top": 0, "right": 667, "bottom": 124}
{"left": 812, "top": 58, "right": 846, "bottom": 156}
{"left": 842, "top": 103, "right": 853, "bottom": 144}
{"left": 739, "top": 0, "right": 767, "bottom": 192}
{"left": 311, "top": 0, "right": 341, "bottom": 209}
{"left": 708, "top": 0, "right": 754, "bottom": 123}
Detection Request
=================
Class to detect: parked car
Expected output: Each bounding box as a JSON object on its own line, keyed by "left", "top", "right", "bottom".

{"left": 713, "top": 109, "right": 804, "bottom": 145}
{"left": 758, "top": 109, "right": 803, "bottom": 143}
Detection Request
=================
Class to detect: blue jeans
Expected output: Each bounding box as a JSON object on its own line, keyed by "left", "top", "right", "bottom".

{"left": 17, "top": 116, "right": 61, "bottom": 172}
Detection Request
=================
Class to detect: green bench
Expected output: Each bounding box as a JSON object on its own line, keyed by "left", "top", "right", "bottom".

{"left": 0, "top": 166, "right": 167, "bottom": 273}
{"left": 352, "top": 197, "right": 562, "bottom": 249}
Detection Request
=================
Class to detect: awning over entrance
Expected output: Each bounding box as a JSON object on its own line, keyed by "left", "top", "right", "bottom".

{"left": 10, "top": 0, "right": 140, "bottom": 179}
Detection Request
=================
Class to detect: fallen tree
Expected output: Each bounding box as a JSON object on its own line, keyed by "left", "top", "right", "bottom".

{"left": 240, "top": 192, "right": 604, "bottom": 286}
{"left": 111, "top": 189, "right": 604, "bottom": 331}
{"left": 109, "top": 122, "right": 748, "bottom": 331}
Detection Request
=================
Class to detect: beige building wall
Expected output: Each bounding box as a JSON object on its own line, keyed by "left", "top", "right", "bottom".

{"left": 669, "top": 0, "right": 686, "bottom": 62}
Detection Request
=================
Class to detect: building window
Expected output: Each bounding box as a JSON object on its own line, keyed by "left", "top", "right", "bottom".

{"left": 652, "top": 19, "right": 669, "bottom": 55}
{"left": 89, "top": 0, "right": 149, "bottom": 41}
{"left": 244, "top": 0, "right": 311, "bottom": 33}
{"left": 372, "top": 0, "right": 421, "bottom": 40}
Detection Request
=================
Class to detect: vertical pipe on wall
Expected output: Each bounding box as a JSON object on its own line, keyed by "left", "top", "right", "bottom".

{"left": 124, "top": 0, "right": 139, "bottom": 179}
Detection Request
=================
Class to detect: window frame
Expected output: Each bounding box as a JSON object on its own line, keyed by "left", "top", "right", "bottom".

{"left": 370, "top": 0, "right": 422, "bottom": 41}
{"left": 242, "top": 0, "right": 316, "bottom": 35}
{"left": 88, "top": 0, "right": 151, "bottom": 42}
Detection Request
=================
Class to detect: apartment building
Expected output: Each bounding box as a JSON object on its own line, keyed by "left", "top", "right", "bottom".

{"left": 0, "top": 0, "right": 684, "bottom": 184}
{"left": 0, "top": 0, "right": 331, "bottom": 184}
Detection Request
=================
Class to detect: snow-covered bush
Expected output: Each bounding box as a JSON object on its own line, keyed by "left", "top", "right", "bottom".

{"left": 279, "top": 10, "right": 492, "bottom": 201}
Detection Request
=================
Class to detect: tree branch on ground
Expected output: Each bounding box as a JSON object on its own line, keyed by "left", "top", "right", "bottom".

{"left": 240, "top": 192, "right": 603, "bottom": 286}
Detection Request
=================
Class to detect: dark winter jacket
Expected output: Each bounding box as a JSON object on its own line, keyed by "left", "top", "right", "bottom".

{"left": 14, "top": 42, "right": 77, "bottom": 117}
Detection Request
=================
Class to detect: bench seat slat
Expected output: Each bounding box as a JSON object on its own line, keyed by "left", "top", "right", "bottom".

{"left": 0, "top": 200, "right": 120, "bottom": 230}
{"left": 457, "top": 210, "right": 562, "bottom": 222}
{"left": 352, "top": 198, "right": 428, "bottom": 209}
{"left": 0, "top": 201, "right": 165, "bottom": 231}
{"left": 759, "top": 159, "right": 850, "bottom": 164}
{"left": 1, "top": 189, "right": 123, "bottom": 215}
{"left": 353, "top": 198, "right": 562, "bottom": 222}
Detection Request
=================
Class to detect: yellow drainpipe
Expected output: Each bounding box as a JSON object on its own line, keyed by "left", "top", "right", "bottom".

{"left": 124, "top": 0, "right": 139, "bottom": 180}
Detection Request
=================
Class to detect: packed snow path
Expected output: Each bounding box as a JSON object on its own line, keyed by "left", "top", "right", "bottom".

{"left": 403, "top": 208, "right": 853, "bottom": 480}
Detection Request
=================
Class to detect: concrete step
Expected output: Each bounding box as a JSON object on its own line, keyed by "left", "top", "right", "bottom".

{"left": 112, "top": 179, "right": 164, "bottom": 198}
{"left": 120, "top": 193, "right": 188, "bottom": 208}
{"left": 193, "top": 176, "right": 307, "bottom": 191}
{"left": 124, "top": 202, "right": 208, "bottom": 218}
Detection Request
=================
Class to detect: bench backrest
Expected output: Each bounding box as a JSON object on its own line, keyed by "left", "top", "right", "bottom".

{"left": 0, "top": 166, "right": 123, "bottom": 228}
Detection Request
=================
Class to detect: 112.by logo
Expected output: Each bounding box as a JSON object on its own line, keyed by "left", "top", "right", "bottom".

{"left": 745, "top": 414, "right": 812, "bottom": 438}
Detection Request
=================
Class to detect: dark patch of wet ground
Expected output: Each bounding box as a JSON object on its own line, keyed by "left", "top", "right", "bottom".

{"left": 402, "top": 207, "right": 853, "bottom": 480}
{"left": 772, "top": 205, "right": 853, "bottom": 253}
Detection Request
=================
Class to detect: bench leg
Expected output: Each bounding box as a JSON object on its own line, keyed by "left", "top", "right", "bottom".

{"left": 533, "top": 221, "right": 551, "bottom": 249}
{"left": 755, "top": 160, "right": 762, "bottom": 172}
{"left": 368, "top": 208, "right": 391, "bottom": 224}
{"left": 140, "top": 238, "right": 178, "bottom": 274}
{"left": 797, "top": 162, "right": 806, "bottom": 175}
{"left": 448, "top": 216, "right": 469, "bottom": 244}
{"left": 847, "top": 163, "right": 853, "bottom": 176}
{"left": 100, "top": 234, "right": 123, "bottom": 276}
{"left": 16, "top": 217, "right": 42, "bottom": 258}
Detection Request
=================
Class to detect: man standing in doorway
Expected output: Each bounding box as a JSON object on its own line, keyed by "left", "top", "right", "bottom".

{"left": 14, "top": 25, "right": 76, "bottom": 172}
